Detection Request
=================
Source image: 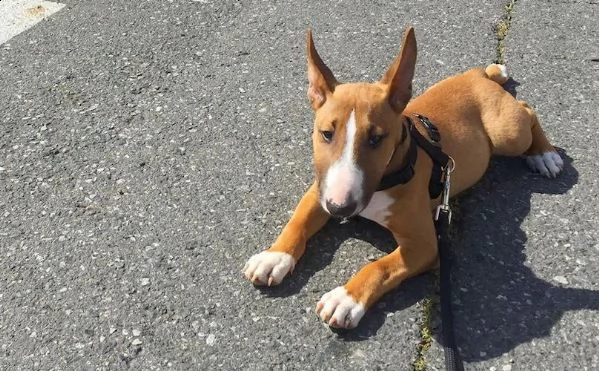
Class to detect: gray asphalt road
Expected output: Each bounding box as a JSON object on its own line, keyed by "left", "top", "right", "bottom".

{"left": 1, "top": 0, "right": 597, "bottom": 370}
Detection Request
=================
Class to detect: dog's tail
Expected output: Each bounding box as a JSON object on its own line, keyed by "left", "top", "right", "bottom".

{"left": 484, "top": 63, "right": 509, "bottom": 85}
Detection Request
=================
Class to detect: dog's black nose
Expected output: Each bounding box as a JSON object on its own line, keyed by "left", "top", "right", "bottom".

{"left": 326, "top": 199, "right": 358, "bottom": 218}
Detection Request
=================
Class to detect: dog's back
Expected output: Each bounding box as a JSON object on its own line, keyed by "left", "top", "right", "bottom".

{"left": 405, "top": 64, "right": 554, "bottom": 195}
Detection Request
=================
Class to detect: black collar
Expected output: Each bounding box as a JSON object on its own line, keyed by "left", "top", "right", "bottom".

{"left": 377, "top": 115, "right": 450, "bottom": 198}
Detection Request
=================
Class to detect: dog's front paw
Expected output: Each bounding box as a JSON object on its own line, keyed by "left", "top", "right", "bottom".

{"left": 243, "top": 251, "right": 295, "bottom": 286}
{"left": 316, "top": 287, "right": 366, "bottom": 329}
{"left": 525, "top": 151, "right": 564, "bottom": 178}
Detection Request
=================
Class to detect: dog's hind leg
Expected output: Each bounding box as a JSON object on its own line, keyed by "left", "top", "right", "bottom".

{"left": 481, "top": 65, "right": 563, "bottom": 177}
{"left": 489, "top": 98, "right": 563, "bottom": 177}
{"left": 518, "top": 101, "right": 564, "bottom": 177}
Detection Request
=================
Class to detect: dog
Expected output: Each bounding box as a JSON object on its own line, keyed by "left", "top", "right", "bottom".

{"left": 243, "top": 27, "right": 563, "bottom": 329}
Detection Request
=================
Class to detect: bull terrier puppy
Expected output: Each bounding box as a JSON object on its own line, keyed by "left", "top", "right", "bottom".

{"left": 244, "top": 27, "right": 563, "bottom": 329}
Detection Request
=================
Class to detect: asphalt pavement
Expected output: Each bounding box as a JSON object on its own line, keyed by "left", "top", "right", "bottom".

{"left": 1, "top": 0, "right": 597, "bottom": 370}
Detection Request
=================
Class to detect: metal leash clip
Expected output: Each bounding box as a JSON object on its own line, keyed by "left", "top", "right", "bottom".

{"left": 435, "top": 156, "right": 456, "bottom": 224}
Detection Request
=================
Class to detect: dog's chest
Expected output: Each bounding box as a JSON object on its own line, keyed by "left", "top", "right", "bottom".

{"left": 359, "top": 191, "right": 395, "bottom": 227}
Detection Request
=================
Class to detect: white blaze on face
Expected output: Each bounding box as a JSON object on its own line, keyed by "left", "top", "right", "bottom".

{"left": 322, "top": 110, "right": 364, "bottom": 211}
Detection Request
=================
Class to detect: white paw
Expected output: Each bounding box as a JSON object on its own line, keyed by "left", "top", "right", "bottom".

{"left": 525, "top": 151, "right": 564, "bottom": 178}
{"left": 316, "top": 287, "right": 365, "bottom": 329}
{"left": 243, "top": 251, "right": 295, "bottom": 286}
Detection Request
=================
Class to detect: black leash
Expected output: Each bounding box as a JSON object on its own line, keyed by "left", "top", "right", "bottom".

{"left": 434, "top": 160, "right": 464, "bottom": 371}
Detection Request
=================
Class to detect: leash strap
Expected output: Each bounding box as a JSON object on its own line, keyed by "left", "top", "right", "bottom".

{"left": 434, "top": 163, "right": 464, "bottom": 371}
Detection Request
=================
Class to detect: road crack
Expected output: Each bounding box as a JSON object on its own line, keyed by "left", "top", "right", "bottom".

{"left": 413, "top": 297, "right": 434, "bottom": 371}
{"left": 495, "top": 0, "right": 519, "bottom": 64}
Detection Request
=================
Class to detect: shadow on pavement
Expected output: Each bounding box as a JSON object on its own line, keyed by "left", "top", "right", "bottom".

{"left": 447, "top": 150, "right": 599, "bottom": 361}
{"left": 503, "top": 77, "right": 521, "bottom": 97}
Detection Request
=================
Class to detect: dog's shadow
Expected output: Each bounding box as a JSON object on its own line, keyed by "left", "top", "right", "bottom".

{"left": 503, "top": 77, "right": 521, "bottom": 97}
{"left": 445, "top": 150, "right": 599, "bottom": 361}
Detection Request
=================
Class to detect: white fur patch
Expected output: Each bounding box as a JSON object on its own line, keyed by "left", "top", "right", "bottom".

{"left": 525, "top": 151, "right": 564, "bottom": 178}
{"left": 322, "top": 110, "right": 364, "bottom": 211}
{"left": 316, "top": 286, "right": 366, "bottom": 329}
{"left": 243, "top": 251, "right": 295, "bottom": 286}
{"left": 359, "top": 191, "right": 395, "bottom": 227}
{"left": 497, "top": 64, "right": 508, "bottom": 80}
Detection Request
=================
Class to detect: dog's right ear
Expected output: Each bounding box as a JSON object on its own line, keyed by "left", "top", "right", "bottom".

{"left": 307, "top": 30, "right": 337, "bottom": 110}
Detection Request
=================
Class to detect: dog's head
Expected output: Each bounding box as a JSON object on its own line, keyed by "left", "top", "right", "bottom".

{"left": 307, "top": 27, "right": 417, "bottom": 218}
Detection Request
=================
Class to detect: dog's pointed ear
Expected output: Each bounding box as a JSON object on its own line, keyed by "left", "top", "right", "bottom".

{"left": 380, "top": 27, "right": 417, "bottom": 112}
{"left": 307, "top": 29, "right": 337, "bottom": 110}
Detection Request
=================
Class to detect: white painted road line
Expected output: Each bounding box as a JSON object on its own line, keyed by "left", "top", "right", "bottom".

{"left": 0, "top": 0, "right": 65, "bottom": 45}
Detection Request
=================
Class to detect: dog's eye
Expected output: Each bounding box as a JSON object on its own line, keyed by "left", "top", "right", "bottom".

{"left": 369, "top": 134, "right": 385, "bottom": 148}
{"left": 321, "top": 130, "right": 334, "bottom": 143}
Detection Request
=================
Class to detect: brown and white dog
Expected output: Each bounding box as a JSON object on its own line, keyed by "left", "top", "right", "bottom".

{"left": 243, "top": 27, "right": 563, "bottom": 329}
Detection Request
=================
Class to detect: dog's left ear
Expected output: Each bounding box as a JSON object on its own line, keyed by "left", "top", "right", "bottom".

{"left": 380, "top": 27, "right": 417, "bottom": 112}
